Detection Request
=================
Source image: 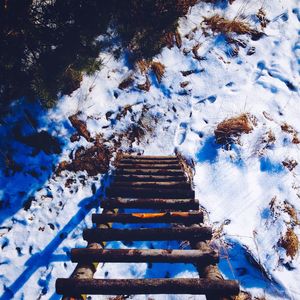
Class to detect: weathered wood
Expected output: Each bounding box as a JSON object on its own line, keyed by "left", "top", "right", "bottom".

{"left": 106, "top": 187, "right": 195, "bottom": 198}
{"left": 120, "top": 159, "right": 179, "bottom": 164}
{"left": 116, "top": 168, "right": 185, "bottom": 176}
{"left": 112, "top": 181, "right": 191, "bottom": 189}
{"left": 101, "top": 198, "right": 199, "bottom": 210}
{"left": 118, "top": 163, "right": 182, "bottom": 169}
{"left": 122, "top": 155, "right": 178, "bottom": 160}
{"left": 83, "top": 227, "right": 212, "bottom": 242}
{"left": 61, "top": 208, "right": 116, "bottom": 300}
{"left": 188, "top": 224, "right": 237, "bottom": 300}
{"left": 56, "top": 278, "right": 240, "bottom": 296}
{"left": 113, "top": 174, "right": 187, "bottom": 182}
{"left": 71, "top": 248, "right": 219, "bottom": 264}
{"left": 92, "top": 211, "right": 203, "bottom": 224}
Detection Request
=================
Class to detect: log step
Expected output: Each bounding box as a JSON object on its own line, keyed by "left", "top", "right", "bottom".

{"left": 71, "top": 248, "right": 219, "bottom": 264}
{"left": 118, "top": 164, "right": 182, "bottom": 170}
{"left": 122, "top": 155, "right": 178, "bottom": 160}
{"left": 101, "top": 198, "right": 199, "bottom": 210}
{"left": 92, "top": 211, "right": 203, "bottom": 224}
{"left": 113, "top": 174, "right": 187, "bottom": 182}
{"left": 119, "top": 159, "right": 179, "bottom": 164}
{"left": 83, "top": 227, "right": 212, "bottom": 242}
{"left": 116, "top": 169, "right": 185, "bottom": 176}
{"left": 106, "top": 187, "right": 195, "bottom": 199}
{"left": 56, "top": 278, "right": 240, "bottom": 296}
{"left": 111, "top": 181, "right": 191, "bottom": 189}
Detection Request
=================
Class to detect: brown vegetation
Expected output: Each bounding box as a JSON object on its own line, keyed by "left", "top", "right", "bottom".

{"left": 282, "top": 159, "right": 298, "bottom": 172}
{"left": 118, "top": 76, "right": 134, "bottom": 90}
{"left": 136, "top": 60, "right": 151, "bottom": 74}
{"left": 69, "top": 114, "right": 92, "bottom": 142}
{"left": 215, "top": 113, "right": 253, "bottom": 144}
{"left": 151, "top": 62, "right": 165, "bottom": 83}
{"left": 281, "top": 123, "right": 300, "bottom": 144}
{"left": 56, "top": 137, "right": 110, "bottom": 176}
{"left": 202, "top": 14, "right": 261, "bottom": 40}
{"left": 164, "top": 29, "right": 182, "bottom": 49}
{"left": 137, "top": 76, "right": 151, "bottom": 92}
{"left": 279, "top": 228, "right": 299, "bottom": 259}
{"left": 256, "top": 8, "right": 269, "bottom": 28}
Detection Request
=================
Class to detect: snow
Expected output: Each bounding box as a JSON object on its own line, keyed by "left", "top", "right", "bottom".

{"left": 1, "top": 0, "right": 300, "bottom": 299}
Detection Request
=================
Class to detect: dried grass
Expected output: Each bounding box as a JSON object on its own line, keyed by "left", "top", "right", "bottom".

{"left": 118, "top": 76, "right": 134, "bottom": 90}
{"left": 137, "top": 76, "right": 150, "bottom": 91}
{"left": 56, "top": 136, "right": 110, "bottom": 176}
{"left": 69, "top": 113, "right": 91, "bottom": 142}
{"left": 136, "top": 59, "right": 151, "bottom": 74}
{"left": 203, "top": 14, "right": 256, "bottom": 36}
{"left": 282, "top": 159, "right": 298, "bottom": 172}
{"left": 151, "top": 61, "right": 165, "bottom": 83}
{"left": 256, "top": 8, "right": 269, "bottom": 28}
{"left": 234, "top": 291, "right": 252, "bottom": 300}
{"left": 279, "top": 228, "right": 299, "bottom": 259}
{"left": 281, "top": 123, "right": 300, "bottom": 144}
{"left": 215, "top": 113, "right": 253, "bottom": 144}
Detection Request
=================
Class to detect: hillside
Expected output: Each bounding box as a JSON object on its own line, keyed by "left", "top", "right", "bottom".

{"left": 0, "top": 0, "right": 300, "bottom": 299}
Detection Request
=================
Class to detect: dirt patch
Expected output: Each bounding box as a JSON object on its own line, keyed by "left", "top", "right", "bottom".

{"left": 215, "top": 113, "right": 253, "bottom": 145}
{"left": 56, "top": 137, "right": 110, "bottom": 176}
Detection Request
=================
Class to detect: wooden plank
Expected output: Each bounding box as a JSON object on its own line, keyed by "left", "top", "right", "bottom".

{"left": 71, "top": 248, "right": 219, "bottom": 264}
{"left": 113, "top": 174, "right": 186, "bottom": 182}
{"left": 92, "top": 211, "right": 203, "bottom": 224}
{"left": 121, "top": 155, "right": 178, "bottom": 160}
{"left": 56, "top": 278, "right": 240, "bottom": 296}
{"left": 106, "top": 187, "right": 195, "bottom": 199}
{"left": 116, "top": 168, "right": 185, "bottom": 176}
{"left": 83, "top": 227, "right": 212, "bottom": 242}
{"left": 101, "top": 198, "right": 199, "bottom": 210}
{"left": 117, "top": 164, "right": 182, "bottom": 169}
{"left": 112, "top": 181, "right": 191, "bottom": 189}
{"left": 119, "top": 159, "right": 179, "bottom": 164}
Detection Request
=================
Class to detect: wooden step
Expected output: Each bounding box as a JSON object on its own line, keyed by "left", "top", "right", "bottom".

{"left": 122, "top": 155, "right": 178, "bottom": 160}
{"left": 101, "top": 198, "right": 199, "bottom": 210}
{"left": 92, "top": 211, "right": 203, "bottom": 224}
{"left": 113, "top": 174, "right": 186, "bottom": 182}
{"left": 106, "top": 187, "right": 194, "bottom": 198}
{"left": 116, "top": 168, "right": 185, "bottom": 176}
{"left": 56, "top": 278, "right": 240, "bottom": 296}
{"left": 111, "top": 181, "right": 191, "bottom": 189}
{"left": 119, "top": 159, "right": 179, "bottom": 164}
{"left": 83, "top": 227, "right": 212, "bottom": 242}
{"left": 118, "top": 164, "right": 182, "bottom": 170}
{"left": 70, "top": 248, "right": 219, "bottom": 264}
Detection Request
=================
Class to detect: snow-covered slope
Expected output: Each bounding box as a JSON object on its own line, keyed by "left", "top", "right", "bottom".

{"left": 1, "top": 0, "right": 300, "bottom": 299}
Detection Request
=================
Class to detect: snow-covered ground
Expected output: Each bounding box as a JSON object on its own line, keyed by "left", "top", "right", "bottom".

{"left": 1, "top": 0, "right": 300, "bottom": 299}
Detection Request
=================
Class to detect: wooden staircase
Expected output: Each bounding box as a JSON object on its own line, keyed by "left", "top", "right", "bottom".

{"left": 56, "top": 155, "right": 239, "bottom": 299}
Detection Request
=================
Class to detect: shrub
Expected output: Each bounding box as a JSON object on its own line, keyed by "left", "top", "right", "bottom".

{"left": 215, "top": 113, "right": 253, "bottom": 144}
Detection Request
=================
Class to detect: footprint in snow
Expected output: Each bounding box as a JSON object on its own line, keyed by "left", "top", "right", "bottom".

{"left": 256, "top": 60, "right": 297, "bottom": 92}
{"left": 175, "top": 122, "right": 188, "bottom": 145}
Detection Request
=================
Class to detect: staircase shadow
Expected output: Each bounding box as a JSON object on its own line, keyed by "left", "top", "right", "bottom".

{"left": 0, "top": 175, "right": 109, "bottom": 300}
